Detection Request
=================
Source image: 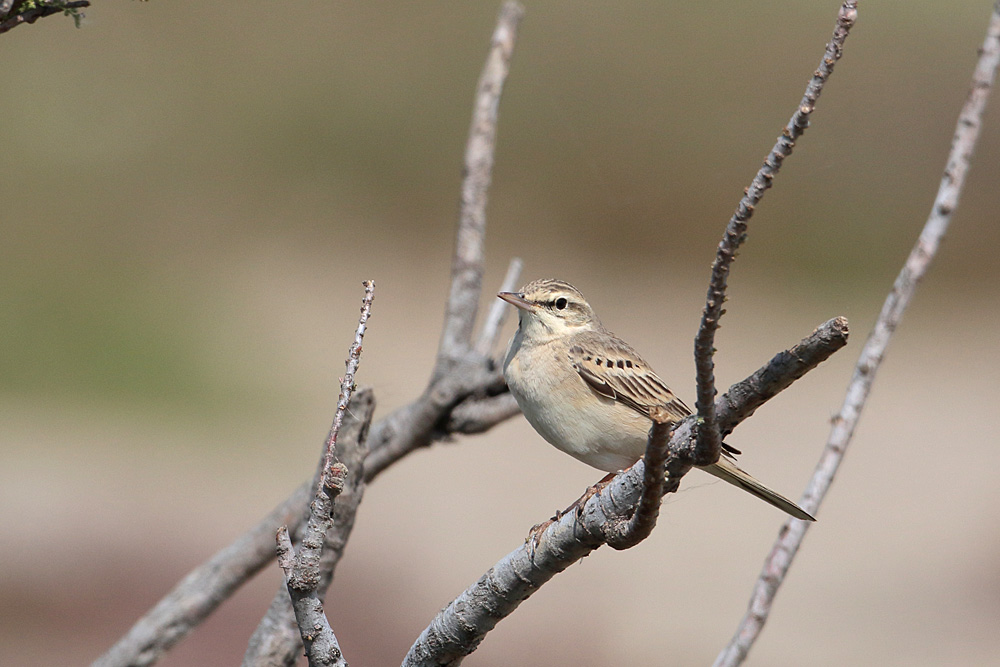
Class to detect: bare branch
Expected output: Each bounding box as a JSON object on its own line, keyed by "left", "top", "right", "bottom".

{"left": 693, "top": 1, "right": 858, "bottom": 467}
{"left": 321, "top": 280, "right": 375, "bottom": 488}
{"left": 445, "top": 392, "right": 520, "bottom": 435}
{"left": 243, "top": 390, "right": 375, "bottom": 667}
{"left": 361, "top": 364, "right": 507, "bottom": 481}
{"left": 0, "top": 0, "right": 88, "bottom": 35}
{"left": 716, "top": 316, "right": 849, "bottom": 437}
{"left": 95, "top": 322, "right": 376, "bottom": 667}
{"left": 277, "top": 470, "right": 349, "bottom": 667}
{"left": 274, "top": 281, "right": 374, "bottom": 667}
{"left": 714, "top": 5, "right": 1000, "bottom": 665}
{"left": 474, "top": 256, "right": 524, "bottom": 357}
{"left": 403, "top": 318, "right": 848, "bottom": 666}
{"left": 438, "top": 2, "right": 524, "bottom": 362}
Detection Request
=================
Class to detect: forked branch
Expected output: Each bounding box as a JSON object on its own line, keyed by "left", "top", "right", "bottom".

{"left": 715, "top": 3, "right": 1000, "bottom": 664}
{"left": 97, "top": 6, "right": 526, "bottom": 664}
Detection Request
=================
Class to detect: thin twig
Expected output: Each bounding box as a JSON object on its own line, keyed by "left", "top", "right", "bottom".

{"left": 0, "top": 0, "right": 88, "bottom": 35}
{"left": 714, "top": 5, "right": 1000, "bottom": 665}
{"left": 692, "top": 1, "right": 858, "bottom": 467}
{"left": 437, "top": 2, "right": 524, "bottom": 363}
{"left": 402, "top": 318, "right": 848, "bottom": 666}
{"left": 321, "top": 280, "right": 375, "bottom": 489}
{"left": 600, "top": 411, "right": 673, "bottom": 550}
{"left": 474, "top": 256, "right": 524, "bottom": 356}
{"left": 277, "top": 281, "right": 375, "bottom": 667}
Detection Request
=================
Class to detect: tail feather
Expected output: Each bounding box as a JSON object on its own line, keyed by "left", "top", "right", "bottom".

{"left": 701, "top": 457, "right": 815, "bottom": 522}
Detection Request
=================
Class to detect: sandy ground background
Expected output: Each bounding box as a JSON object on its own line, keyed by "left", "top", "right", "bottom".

{"left": 3, "top": 2, "right": 1000, "bottom": 665}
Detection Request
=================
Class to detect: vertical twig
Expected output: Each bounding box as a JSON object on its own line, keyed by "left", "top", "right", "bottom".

{"left": 437, "top": 1, "right": 524, "bottom": 362}
{"left": 474, "top": 256, "right": 524, "bottom": 356}
{"left": 600, "top": 409, "right": 673, "bottom": 550}
{"left": 278, "top": 281, "right": 376, "bottom": 667}
{"left": 276, "top": 485, "right": 348, "bottom": 667}
{"left": 359, "top": 3, "right": 526, "bottom": 479}
{"left": 714, "top": 4, "right": 1000, "bottom": 665}
{"left": 692, "top": 1, "right": 858, "bottom": 466}
{"left": 321, "top": 281, "right": 375, "bottom": 489}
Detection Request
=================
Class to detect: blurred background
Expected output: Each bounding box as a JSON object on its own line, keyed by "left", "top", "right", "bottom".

{"left": 3, "top": 1, "right": 999, "bottom": 665}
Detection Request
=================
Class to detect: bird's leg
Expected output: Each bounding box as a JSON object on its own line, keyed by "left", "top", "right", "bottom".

{"left": 525, "top": 472, "right": 617, "bottom": 553}
{"left": 571, "top": 471, "right": 617, "bottom": 515}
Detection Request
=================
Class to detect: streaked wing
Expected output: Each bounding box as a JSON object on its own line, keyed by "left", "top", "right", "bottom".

{"left": 567, "top": 330, "right": 691, "bottom": 423}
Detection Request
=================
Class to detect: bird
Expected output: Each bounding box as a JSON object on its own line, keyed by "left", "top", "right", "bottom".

{"left": 499, "top": 278, "right": 814, "bottom": 522}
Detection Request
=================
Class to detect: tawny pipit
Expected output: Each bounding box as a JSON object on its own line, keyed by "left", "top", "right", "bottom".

{"left": 500, "top": 278, "right": 814, "bottom": 522}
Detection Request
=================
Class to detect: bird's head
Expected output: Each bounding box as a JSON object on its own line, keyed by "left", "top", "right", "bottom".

{"left": 498, "top": 278, "right": 599, "bottom": 341}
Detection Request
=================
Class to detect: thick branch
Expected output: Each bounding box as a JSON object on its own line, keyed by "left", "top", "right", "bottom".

{"left": 438, "top": 2, "right": 523, "bottom": 362}
{"left": 445, "top": 392, "right": 520, "bottom": 435}
{"left": 693, "top": 1, "right": 858, "bottom": 466}
{"left": 403, "top": 318, "right": 848, "bottom": 666}
{"left": 714, "top": 5, "right": 1000, "bottom": 665}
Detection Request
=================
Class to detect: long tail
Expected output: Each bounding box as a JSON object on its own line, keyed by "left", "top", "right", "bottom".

{"left": 701, "top": 457, "right": 815, "bottom": 521}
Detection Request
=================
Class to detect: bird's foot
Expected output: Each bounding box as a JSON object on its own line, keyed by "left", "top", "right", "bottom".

{"left": 571, "top": 472, "right": 616, "bottom": 515}
{"left": 525, "top": 472, "right": 617, "bottom": 556}
{"left": 525, "top": 517, "right": 555, "bottom": 555}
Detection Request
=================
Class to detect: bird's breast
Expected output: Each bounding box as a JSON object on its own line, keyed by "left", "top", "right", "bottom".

{"left": 504, "top": 340, "right": 650, "bottom": 472}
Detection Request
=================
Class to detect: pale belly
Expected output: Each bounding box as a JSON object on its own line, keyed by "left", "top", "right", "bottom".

{"left": 504, "top": 339, "right": 652, "bottom": 472}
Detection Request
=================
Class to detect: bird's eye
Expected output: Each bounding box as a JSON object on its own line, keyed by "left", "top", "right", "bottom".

{"left": 555, "top": 297, "right": 568, "bottom": 310}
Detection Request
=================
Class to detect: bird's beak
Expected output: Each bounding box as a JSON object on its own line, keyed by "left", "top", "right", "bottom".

{"left": 497, "top": 291, "right": 536, "bottom": 312}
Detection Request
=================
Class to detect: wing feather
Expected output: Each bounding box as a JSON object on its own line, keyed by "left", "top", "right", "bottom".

{"left": 567, "top": 332, "right": 691, "bottom": 423}
{"left": 567, "top": 331, "right": 742, "bottom": 458}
